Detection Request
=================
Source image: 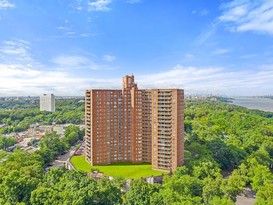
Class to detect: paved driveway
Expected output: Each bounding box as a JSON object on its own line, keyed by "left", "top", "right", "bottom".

{"left": 48, "top": 146, "right": 77, "bottom": 169}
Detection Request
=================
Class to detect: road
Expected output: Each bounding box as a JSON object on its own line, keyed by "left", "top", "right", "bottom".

{"left": 47, "top": 145, "right": 77, "bottom": 170}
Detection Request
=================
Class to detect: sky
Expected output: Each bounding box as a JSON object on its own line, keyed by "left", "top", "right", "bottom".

{"left": 0, "top": 0, "right": 273, "bottom": 96}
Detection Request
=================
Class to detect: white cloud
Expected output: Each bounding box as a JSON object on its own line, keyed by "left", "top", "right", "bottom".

{"left": 195, "top": 21, "right": 218, "bottom": 45}
{"left": 55, "top": 20, "right": 90, "bottom": 38}
{"left": 52, "top": 55, "right": 106, "bottom": 70}
{"left": 0, "top": 39, "right": 40, "bottom": 65}
{"left": 0, "top": 39, "right": 118, "bottom": 96}
{"left": 103, "top": 54, "right": 116, "bottom": 62}
{"left": 0, "top": 40, "right": 30, "bottom": 57}
{"left": 0, "top": 61, "right": 273, "bottom": 96}
{"left": 219, "top": 0, "right": 273, "bottom": 35}
{"left": 52, "top": 55, "right": 91, "bottom": 67}
{"left": 61, "top": 32, "right": 90, "bottom": 38}
{"left": 192, "top": 9, "right": 209, "bottom": 16}
{"left": 137, "top": 64, "right": 273, "bottom": 95}
{"left": 0, "top": 0, "right": 15, "bottom": 9}
{"left": 184, "top": 54, "right": 195, "bottom": 60}
{"left": 0, "top": 63, "right": 120, "bottom": 96}
{"left": 213, "top": 48, "right": 231, "bottom": 55}
{"left": 51, "top": 54, "right": 115, "bottom": 70}
{"left": 125, "top": 0, "right": 141, "bottom": 4}
{"left": 88, "top": 0, "right": 111, "bottom": 11}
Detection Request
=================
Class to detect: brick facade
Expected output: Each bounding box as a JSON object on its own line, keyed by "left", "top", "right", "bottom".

{"left": 85, "top": 74, "right": 184, "bottom": 171}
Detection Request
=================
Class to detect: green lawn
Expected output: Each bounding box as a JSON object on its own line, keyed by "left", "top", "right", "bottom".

{"left": 70, "top": 156, "right": 165, "bottom": 179}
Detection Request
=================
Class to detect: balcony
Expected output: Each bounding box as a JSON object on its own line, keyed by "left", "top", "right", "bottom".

{"left": 157, "top": 150, "right": 172, "bottom": 155}
{"left": 158, "top": 162, "right": 171, "bottom": 167}
{"left": 157, "top": 143, "right": 171, "bottom": 147}
{"left": 158, "top": 120, "right": 172, "bottom": 124}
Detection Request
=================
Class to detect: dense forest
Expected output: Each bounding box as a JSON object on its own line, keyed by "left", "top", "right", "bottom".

{"left": 0, "top": 99, "right": 84, "bottom": 134}
{"left": 0, "top": 99, "right": 272, "bottom": 204}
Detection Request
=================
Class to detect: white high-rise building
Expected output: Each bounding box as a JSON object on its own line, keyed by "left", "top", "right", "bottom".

{"left": 40, "top": 94, "right": 55, "bottom": 112}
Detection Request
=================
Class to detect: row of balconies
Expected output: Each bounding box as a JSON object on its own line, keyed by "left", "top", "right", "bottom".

{"left": 158, "top": 117, "right": 172, "bottom": 121}
{"left": 157, "top": 120, "right": 172, "bottom": 124}
{"left": 157, "top": 99, "right": 172, "bottom": 102}
{"left": 157, "top": 150, "right": 172, "bottom": 155}
{"left": 157, "top": 162, "right": 171, "bottom": 167}
{"left": 157, "top": 136, "right": 171, "bottom": 140}
{"left": 154, "top": 129, "right": 171, "bottom": 133}
{"left": 158, "top": 147, "right": 171, "bottom": 152}
{"left": 158, "top": 154, "right": 171, "bottom": 159}
{"left": 157, "top": 143, "right": 171, "bottom": 147}
{"left": 158, "top": 126, "right": 172, "bottom": 130}
{"left": 158, "top": 166, "right": 171, "bottom": 170}
{"left": 157, "top": 106, "right": 171, "bottom": 109}
{"left": 158, "top": 111, "right": 171, "bottom": 115}
{"left": 158, "top": 94, "right": 172, "bottom": 97}
{"left": 158, "top": 160, "right": 172, "bottom": 164}
{"left": 157, "top": 138, "right": 171, "bottom": 145}
{"left": 158, "top": 109, "right": 171, "bottom": 112}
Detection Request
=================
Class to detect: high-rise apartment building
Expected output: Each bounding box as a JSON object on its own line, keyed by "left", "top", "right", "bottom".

{"left": 85, "top": 75, "right": 184, "bottom": 171}
{"left": 40, "top": 94, "right": 55, "bottom": 112}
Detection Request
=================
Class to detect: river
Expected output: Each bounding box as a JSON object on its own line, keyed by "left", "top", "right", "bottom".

{"left": 231, "top": 97, "right": 273, "bottom": 112}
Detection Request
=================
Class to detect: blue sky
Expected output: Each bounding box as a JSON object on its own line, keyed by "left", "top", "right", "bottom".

{"left": 0, "top": 0, "right": 273, "bottom": 96}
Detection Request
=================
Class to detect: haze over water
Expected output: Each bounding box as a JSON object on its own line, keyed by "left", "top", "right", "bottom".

{"left": 232, "top": 97, "right": 273, "bottom": 112}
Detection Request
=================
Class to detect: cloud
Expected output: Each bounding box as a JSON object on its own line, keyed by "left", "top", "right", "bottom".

{"left": 52, "top": 55, "right": 91, "bottom": 67}
{"left": 62, "top": 32, "right": 90, "bottom": 38}
{"left": 0, "top": 39, "right": 118, "bottom": 96}
{"left": 192, "top": 9, "right": 209, "bottom": 16}
{"left": 219, "top": 0, "right": 273, "bottom": 35}
{"left": 137, "top": 64, "right": 273, "bottom": 95}
{"left": 195, "top": 21, "right": 219, "bottom": 45}
{"left": 72, "top": 0, "right": 112, "bottom": 12}
{"left": 212, "top": 48, "right": 231, "bottom": 55}
{"left": 0, "top": 63, "right": 120, "bottom": 96}
{"left": 0, "top": 40, "right": 30, "bottom": 57}
{"left": 74, "top": 0, "right": 140, "bottom": 12}
{"left": 1, "top": 61, "right": 273, "bottom": 96}
{"left": 51, "top": 54, "right": 116, "bottom": 70}
{"left": 125, "top": 0, "right": 141, "bottom": 4}
{"left": 0, "top": 0, "right": 15, "bottom": 9}
{"left": 103, "top": 54, "right": 116, "bottom": 62}
{"left": 52, "top": 55, "right": 105, "bottom": 70}
{"left": 184, "top": 54, "right": 195, "bottom": 60}
{"left": 55, "top": 20, "right": 91, "bottom": 38}
{"left": 0, "top": 39, "right": 41, "bottom": 66}
{"left": 88, "top": 0, "right": 111, "bottom": 11}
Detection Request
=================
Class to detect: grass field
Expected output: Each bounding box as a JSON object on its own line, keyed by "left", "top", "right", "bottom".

{"left": 70, "top": 156, "right": 165, "bottom": 178}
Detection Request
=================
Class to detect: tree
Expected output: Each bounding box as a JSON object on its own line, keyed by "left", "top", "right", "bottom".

{"left": 30, "top": 187, "right": 59, "bottom": 205}
{"left": 0, "top": 150, "right": 43, "bottom": 204}
{"left": 126, "top": 179, "right": 158, "bottom": 205}
{"left": 192, "top": 160, "right": 220, "bottom": 180}
{"left": 207, "top": 140, "right": 234, "bottom": 170}
{"left": 0, "top": 137, "right": 17, "bottom": 150}
{"left": 112, "top": 176, "right": 127, "bottom": 190}
{"left": 255, "top": 184, "right": 273, "bottom": 205}
{"left": 38, "top": 132, "right": 67, "bottom": 165}
{"left": 251, "top": 164, "right": 273, "bottom": 191}
{"left": 202, "top": 174, "right": 225, "bottom": 204}
{"left": 153, "top": 175, "right": 203, "bottom": 205}
{"left": 208, "top": 196, "right": 235, "bottom": 205}
{"left": 30, "top": 169, "right": 122, "bottom": 205}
